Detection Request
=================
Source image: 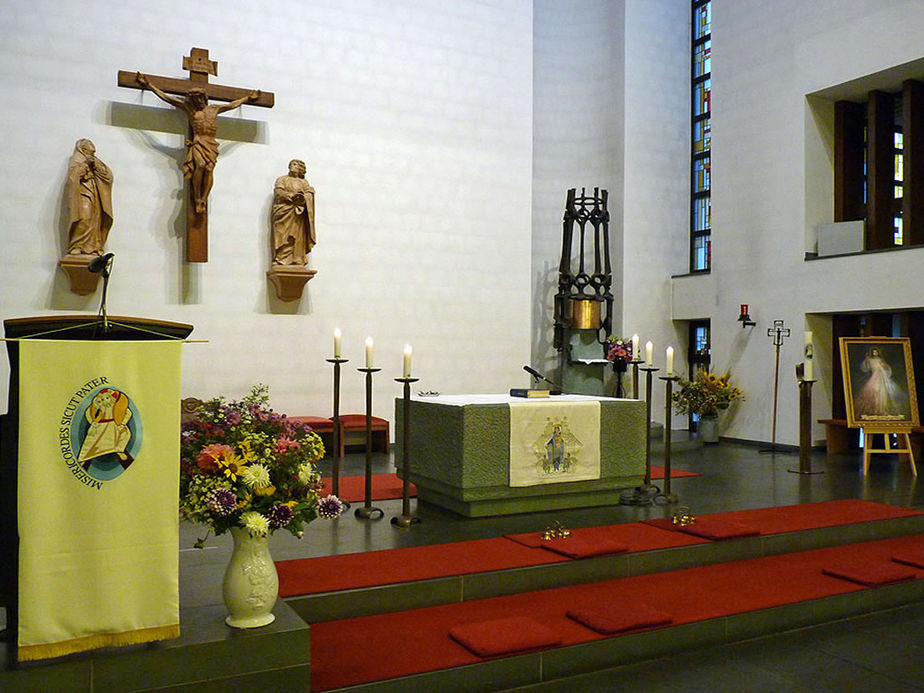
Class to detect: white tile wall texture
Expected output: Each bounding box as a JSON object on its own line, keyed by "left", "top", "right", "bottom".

{"left": 0, "top": 0, "right": 533, "bottom": 420}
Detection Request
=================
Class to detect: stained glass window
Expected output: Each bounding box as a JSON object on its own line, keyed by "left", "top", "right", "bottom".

{"left": 691, "top": 0, "right": 711, "bottom": 272}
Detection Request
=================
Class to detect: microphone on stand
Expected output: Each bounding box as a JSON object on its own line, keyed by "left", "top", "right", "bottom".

{"left": 523, "top": 366, "right": 562, "bottom": 395}
{"left": 88, "top": 253, "right": 115, "bottom": 330}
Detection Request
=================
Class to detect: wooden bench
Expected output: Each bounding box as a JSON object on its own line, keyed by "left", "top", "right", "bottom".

{"left": 338, "top": 414, "right": 389, "bottom": 457}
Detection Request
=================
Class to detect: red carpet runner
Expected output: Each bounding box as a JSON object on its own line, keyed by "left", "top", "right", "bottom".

{"left": 309, "top": 534, "right": 924, "bottom": 690}
{"left": 320, "top": 466, "right": 698, "bottom": 503}
{"left": 277, "top": 499, "right": 921, "bottom": 597}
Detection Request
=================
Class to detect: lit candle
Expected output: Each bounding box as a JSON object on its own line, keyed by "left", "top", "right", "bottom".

{"left": 804, "top": 331, "right": 814, "bottom": 381}
{"left": 403, "top": 344, "right": 412, "bottom": 378}
{"left": 333, "top": 328, "right": 342, "bottom": 359}
{"left": 365, "top": 336, "right": 374, "bottom": 368}
{"left": 666, "top": 346, "right": 674, "bottom": 375}
{"left": 631, "top": 334, "right": 640, "bottom": 361}
{"left": 645, "top": 341, "right": 653, "bottom": 366}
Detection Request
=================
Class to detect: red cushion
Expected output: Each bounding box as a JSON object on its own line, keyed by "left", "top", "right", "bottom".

{"left": 449, "top": 616, "right": 561, "bottom": 657}
{"left": 674, "top": 517, "right": 760, "bottom": 540}
{"left": 567, "top": 602, "right": 672, "bottom": 635}
{"left": 339, "top": 414, "right": 388, "bottom": 427}
{"left": 822, "top": 561, "right": 917, "bottom": 586}
{"left": 538, "top": 535, "right": 629, "bottom": 559}
{"left": 892, "top": 547, "right": 924, "bottom": 570}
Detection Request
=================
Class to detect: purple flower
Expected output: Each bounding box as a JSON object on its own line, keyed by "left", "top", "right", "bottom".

{"left": 205, "top": 488, "right": 237, "bottom": 516}
{"left": 317, "top": 494, "right": 345, "bottom": 520}
{"left": 267, "top": 503, "right": 296, "bottom": 528}
{"left": 225, "top": 410, "right": 242, "bottom": 426}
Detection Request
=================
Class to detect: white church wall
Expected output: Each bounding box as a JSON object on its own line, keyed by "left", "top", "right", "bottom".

{"left": 530, "top": 0, "right": 625, "bottom": 381}
{"left": 709, "top": 0, "right": 924, "bottom": 445}
{"left": 0, "top": 0, "right": 534, "bottom": 422}
{"left": 620, "top": 0, "right": 690, "bottom": 428}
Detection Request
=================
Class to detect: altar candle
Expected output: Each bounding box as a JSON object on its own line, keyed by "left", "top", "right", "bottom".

{"left": 365, "top": 337, "right": 374, "bottom": 368}
{"left": 403, "top": 344, "right": 412, "bottom": 378}
{"left": 632, "top": 334, "right": 640, "bottom": 360}
{"left": 333, "top": 328, "right": 342, "bottom": 359}
{"left": 804, "top": 331, "right": 814, "bottom": 381}
{"left": 666, "top": 346, "right": 674, "bottom": 375}
{"left": 645, "top": 341, "right": 653, "bottom": 366}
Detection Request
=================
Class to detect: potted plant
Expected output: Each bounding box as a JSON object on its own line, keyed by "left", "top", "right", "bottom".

{"left": 605, "top": 336, "right": 635, "bottom": 397}
{"left": 671, "top": 371, "right": 743, "bottom": 443}
{"left": 179, "top": 384, "right": 343, "bottom": 627}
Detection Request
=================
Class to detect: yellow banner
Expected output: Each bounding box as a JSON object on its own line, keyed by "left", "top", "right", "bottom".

{"left": 17, "top": 340, "right": 182, "bottom": 661}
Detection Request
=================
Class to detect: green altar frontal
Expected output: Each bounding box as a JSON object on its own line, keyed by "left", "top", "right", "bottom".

{"left": 394, "top": 394, "right": 647, "bottom": 517}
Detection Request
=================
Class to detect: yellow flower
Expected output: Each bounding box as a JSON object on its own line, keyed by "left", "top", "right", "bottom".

{"left": 254, "top": 485, "right": 276, "bottom": 497}
{"left": 238, "top": 438, "right": 257, "bottom": 463}
{"left": 215, "top": 451, "right": 249, "bottom": 482}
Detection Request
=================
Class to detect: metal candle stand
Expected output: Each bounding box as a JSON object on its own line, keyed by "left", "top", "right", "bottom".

{"left": 325, "top": 358, "right": 349, "bottom": 508}
{"left": 789, "top": 379, "right": 823, "bottom": 475}
{"left": 354, "top": 367, "right": 384, "bottom": 520}
{"left": 392, "top": 377, "right": 421, "bottom": 528}
{"left": 655, "top": 375, "right": 680, "bottom": 504}
{"left": 630, "top": 359, "right": 643, "bottom": 399}
{"left": 619, "top": 365, "right": 661, "bottom": 506}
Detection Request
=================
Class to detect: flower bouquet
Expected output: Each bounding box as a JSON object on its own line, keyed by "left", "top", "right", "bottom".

{"left": 605, "top": 336, "right": 634, "bottom": 367}
{"left": 671, "top": 371, "right": 743, "bottom": 418}
{"left": 180, "top": 384, "right": 343, "bottom": 628}
{"left": 180, "top": 384, "right": 343, "bottom": 544}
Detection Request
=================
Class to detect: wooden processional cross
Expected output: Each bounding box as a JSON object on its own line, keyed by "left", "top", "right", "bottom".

{"left": 118, "top": 48, "right": 274, "bottom": 262}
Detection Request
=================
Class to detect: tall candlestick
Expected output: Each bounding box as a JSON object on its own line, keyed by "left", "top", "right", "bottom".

{"left": 333, "top": 328, "right": 342, "bottom": 359}
{"left": 632, "top": 334, "right": 640, "bottom": 360}
{"left": 645, "top": 341, "right": 653, "bottom": 366}
{"left": 804, "top": 331, "right": 814, "bottom": 381}
{"left": 365, "top": 337, "right": 374, "bottom": 368}
{"left": 403, "top": 344, "right": 412, "bottom": 378}
{"left": 666, "top": 346, "right": 674, "bottom": 375}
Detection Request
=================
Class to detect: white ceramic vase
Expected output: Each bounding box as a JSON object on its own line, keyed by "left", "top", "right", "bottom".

{"left": 222, "top": 526, "right": 278, "bottom": 628}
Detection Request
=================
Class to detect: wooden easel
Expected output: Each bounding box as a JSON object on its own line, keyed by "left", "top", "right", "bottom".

{"left": 861, "top": 427, "right": 917, "bottom": 476}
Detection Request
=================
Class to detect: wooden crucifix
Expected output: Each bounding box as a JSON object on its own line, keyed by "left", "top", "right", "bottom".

{"left": 118, "top": 48, "right": 274, "bottom": 262}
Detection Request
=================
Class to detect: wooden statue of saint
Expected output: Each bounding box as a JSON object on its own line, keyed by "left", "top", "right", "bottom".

{"left": 272, "top": 159, "right": 316, "bottom": 266}
{"left": 267, "top": 159, "right": 317, "bottom": 301}
{"left": 66, "top": 139, "right": 113, "bottom": 256}
{"left": 135, "top": 72, "right": 260, "bottom": 215}
{"left": 59, "top": 139, "right": 114, "bottom": 295}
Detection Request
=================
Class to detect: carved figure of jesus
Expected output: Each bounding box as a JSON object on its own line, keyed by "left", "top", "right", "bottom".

{"left": 136, "top": 72, "right": 259, "bottom": 213}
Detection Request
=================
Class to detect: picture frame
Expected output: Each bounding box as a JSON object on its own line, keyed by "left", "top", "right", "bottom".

{"left": 839, "top": 337, "right": 919, "bottom": 429}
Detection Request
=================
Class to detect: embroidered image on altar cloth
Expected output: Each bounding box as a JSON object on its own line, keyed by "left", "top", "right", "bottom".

{"left": 509, "top": 400, "right": 600, "bottom": 487}
{"left": 533, "top": 419, "right": 583, "bottom": 476}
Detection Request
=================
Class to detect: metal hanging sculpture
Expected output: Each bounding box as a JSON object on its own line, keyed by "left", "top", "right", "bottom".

{"left": 553, "top": 187, "right": 613, "bottom": 351}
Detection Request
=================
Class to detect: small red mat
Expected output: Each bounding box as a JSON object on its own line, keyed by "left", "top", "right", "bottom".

{"left": 892, "top": 543, "right": 924, "bottom": 569}
{"left": 822, "top": 561, "right": 917, "bottom": 586}
{"left": 538, "top": 535, "right": 629, "bottom": 559}
{"left": 567, "top": 601, "right": 672, "bottom": 634}
{"left": 449, "top": 616, "right": 562, "bottom": 657}
{"left": 319, "top": 473, "right": 415, "bottom": 503}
